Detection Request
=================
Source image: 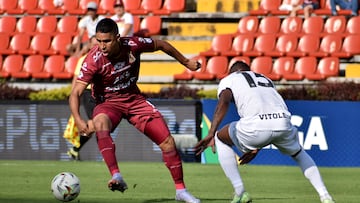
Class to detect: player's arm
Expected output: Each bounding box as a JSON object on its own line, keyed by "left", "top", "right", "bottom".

{"left": 153, "top": 39, "right": 200, "bottom": 71}
{"left": 69, "top": 80, "right": 91, "bottom": 135}
{"left": 195, "top": 89, "right": 233, "bottom": 154}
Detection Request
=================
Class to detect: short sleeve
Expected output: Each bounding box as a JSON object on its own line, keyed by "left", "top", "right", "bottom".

{"left": 217, "top": 77, "right": 232, "bottom": 98}
{"left": 78, "top": 16, "right": 88, "bottom": 29}
{"left": 77, "top": 54, "right": 96, "bottom": 84}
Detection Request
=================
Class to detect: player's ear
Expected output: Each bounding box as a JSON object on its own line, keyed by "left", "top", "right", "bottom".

{"left": 116, "top": 34, "right": 121, "bottom": 41}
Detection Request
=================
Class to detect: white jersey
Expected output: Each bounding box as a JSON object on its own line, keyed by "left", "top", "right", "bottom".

{"left": 78, "top": 15, "right": 105, "bottom": 38}
{"left": 111, "top": 13, "right": 134, "bottom": 37}
{"left": 218, "top": 71, "right": 292, "bottom": 131}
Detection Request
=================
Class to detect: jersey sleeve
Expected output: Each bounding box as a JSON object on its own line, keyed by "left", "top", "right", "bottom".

{"left": 78, "top": 17, "right": 87, "bottom": 29}
{"left": 130, "top": 37, "right": 155, "bottom": 53}
{"left": 77, "top": 53, "right": 97, "bottom": 84}
{"left": 217, "top": 76, "right": 233, "bottom": 98}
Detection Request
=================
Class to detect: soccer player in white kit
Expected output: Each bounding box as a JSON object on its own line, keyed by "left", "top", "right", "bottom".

{"left": 195, "top": 61, "right": 335, "bottom": 203}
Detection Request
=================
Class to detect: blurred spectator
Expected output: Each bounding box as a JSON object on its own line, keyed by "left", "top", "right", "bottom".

{"left": 53, "top": 0, "right": 63, "bottom": 7}
{"left": 330, "top": 0, "right": 358, "bottom": 16}
{"left": 67, "top": 1, "right": 105, "bottom": 56}
{"left": 110, "top": 0, "right": 134, "bottom": 37}
{"left": 290, "top": 0, "right": 320, "bottom": 19}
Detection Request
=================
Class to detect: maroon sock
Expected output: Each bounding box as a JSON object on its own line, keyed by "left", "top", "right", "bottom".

{"left": 96, "top": 131, "right": 119, "bottom": 176}
{"left": 162, "top": 149, "right": 185, "bottom": 189}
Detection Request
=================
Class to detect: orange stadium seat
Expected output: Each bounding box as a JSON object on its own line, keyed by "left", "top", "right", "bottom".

{"left": 68, "top": 0, "right": 100, "bottom": 15}
{"left": 61, "top": 0, "right": 80, "bottom": 15}
{"left": 20, "top": 33, "right": 52, "bottom": 55}
{"left": 52, "top": 55, "right": 78, "bottom": 79}
{"left": 174, "top": 55, "right": 207, "bottom": 81}
{"left": 23, "top": 55, "right": 51, "bottom": 79}
{"left": 271, "top": 0, "right": 294, "bottom": 15}
{"left": 33, "top": 0, "right": 65, "bottom": 15}
{"left": 287, "top": 34, "right": 320, "bottom": 57}
{"left": 257, "top": 16, "right": 281, "bottom": 35}
{"left": 283, "top": 56, "right": 317, "bottom": 81}
{"left": 309, "top": 34, "right": 342, "bottom": 57}
{"left": 272, "top": 56, "right": 295, "bottom": 78}
{"left": 279, "top": 16, "right": 303, "bottom": 36}
{"left": 221, "top": 34, "right": 254, "bottom": 56}
{"left": 7, "top": 33, "right": 31, "bottom": 55}
{"left": 229, "top": 56, "right": 251, "bottom": 67}
{"left": 98, "top": 0, "right": 115, "bottom": 15}
{"left": 313, "top": 0, "right": 331, "bottom": 15}
{"left": 2, "top": 55, "right": 29, "bottom": 79}
{"left": 139, "top": 16, "right": 162, "bottom": 36}
{"left": 234, "top": 16, "right": 259, "bottom": 35}
{"left": 321, "top": 16, "right": 346, "bottom": 36}
{"left": 0, "top": 16, "right": 16, "bottom": 35}
{"left": 331, "top": 34, "right": 360, "bottom": 58}
{"left": 43, "top": 55, "right": 66, "bottom": 79}
{"left": 0, "top": 0, "right": 19, "bottom": 14}
{"left": 345, "top": 16, "right": 360, "bottom": 35}
{"left": 131, "top": 0, "right": 163, "bottom": 15}
{"left": 301, "top": 16, "right": 324, "bottom": 35}
{"left": 306, "top": 57, "right": 339, "bottom": 80}
{"left": 200, "top": 34, "right": 233, "bottom": 56}
{"left": 36, "top": 16, "right": 58, "bottom": 35}
{"left": 16, "top": 16, "right": 37, "bottom": 35}
{"left": 123, "top": 0, "right": 141, "bottom": 12}
{"left": 0, "top": 33, "right": 11, "bottom": 54}
{"left": 266, "top": 34, "right": 298, "bottom": 57}
{"left": 193, "top": 56, "right": 228, "bottom": 80}
{"left": 10, "top": 0, "right": 40, "bottom": 14}
{"left": 243, "top": 34, "right": 277, "bottom": 57}
{"left": 250, "top": 56, "right": 281, "bottom": 81}
{"left": 249, "top": 0, "right": 282, "bottom": 15}
{"left": 57, "top": 16, "right": 79, "bottom": 36}
{"left": 0, "top": 55, "right": 9, "bottom": 78}
{"left": 153, "top": 0, "right": 185, "bottom": 15}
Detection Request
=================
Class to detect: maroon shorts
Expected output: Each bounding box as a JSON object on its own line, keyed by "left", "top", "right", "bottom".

{"left": 93, "top": 93, "right": 170, "bottom": 145}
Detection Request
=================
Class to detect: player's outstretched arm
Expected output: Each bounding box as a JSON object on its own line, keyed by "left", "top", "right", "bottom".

{"left": 154, "top": 39, "right": 200, "bottom": 71}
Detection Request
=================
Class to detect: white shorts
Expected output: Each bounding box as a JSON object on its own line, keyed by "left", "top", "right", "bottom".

{"left": 228, "top": 121, "right": 301, "bottom": 156}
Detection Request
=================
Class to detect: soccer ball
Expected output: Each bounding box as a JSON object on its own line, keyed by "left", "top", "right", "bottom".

{"left": 51, "top": 172, "right": 80, "bottom": 202}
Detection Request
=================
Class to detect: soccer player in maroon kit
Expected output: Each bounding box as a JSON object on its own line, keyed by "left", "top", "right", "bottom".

{"left": 69, "top": 18, "right": 201, "bottom": 203}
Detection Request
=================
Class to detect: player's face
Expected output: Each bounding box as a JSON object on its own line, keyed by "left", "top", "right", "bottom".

{"left": 95, "top": 32, "right": 120, "bottom": 58}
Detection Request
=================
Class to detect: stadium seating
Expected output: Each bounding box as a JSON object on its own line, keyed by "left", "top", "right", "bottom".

{"left": 0, "top": 55, "right": 9, "bottom": 78}
{"left": 16, "top": 16, "right": 37, "bottom": 35}
{"left": 23, "top": 54, "right": 51, "bottom": 79}
{"left": 193, "top": 56, "right": 228, "bottom": 80}
{"left": 229, "top": 56, "right": 251, "bottom": 67}
{"left": 6, "top": 33, "right": 31, "bottom": 55}
{"left": 98, "top": 0, "right": 116, "bottom": 15}
{"left": 221, "top": 34, "right": 254, "bottom": 56}
{"left": 265, "top": 34, "right": 298, "bottom": 57}
{"left": 0, "top": 0, "right": 19, "bottom": 14}
{"left": 20, "top": 33, "right": 52, "bottom": 55}
{"left": 345, "top": 16, "right": 360, "bottom": 35}
{"left": 139, "top": 16, "right": 162, "bottom": 36}
{"left": 243, "top": 34, "right": 277, "bottom": 57}
{"left": 331, "top": 34, "right": 360, "bottom": 58}
{"left": 301, "top": 16, "right": 324, "bottom": 35}
{"left": 173, "top": 55, "right": 207, "bottom": 81}
{"left": 43, "top": 55, "right": 66, "bottom": 79}
{"left": 41, "top": 33, "right": 72, "bottom": 56}
{"left": 0, "top": 16, "right": 16, "bottom": 35}
{"left": 34, "top": 0, "right": 65, "bottom": 15}
{"left": 234, "top": 16, "right": 259, "bottom": 35}
{"left": 52, "top": 55, "right": 78, "bottom": 79}
{"left": 250, "top": 56, "right": 281, "bottom": 81}
{"left": 153, "top": 0, "right": 185, "bottom": 15}
{"left": 131, "top": 0, "right": 163, "bottom": 15}
{"left": 282, "top": 56, "right": 317, "bottom": 81}
{"left": 321, "top": 15, "right": 346, "bottom": 36}
{"left": 257, "top": 16, "right": 281, "bottom": 35}
{"left": 2, "top": 54, "right": 29, "bottom": 79}
{"left": 123, "top": 0, "right": 141, "bottom": 12}
{"left": 57, "top": 16, "right": 79, "bottom": 36}
{"left": 309, "top": 34, "right": 343, "bottom": 57}
{"left": 0, "top": 33, "right": 10, "bottom": 54}
{"left": 272, "top": 56, "right": 295, "bottom": 78}
{"left": 278, "top": 16, "right": 303, "bottom": 36}
{"left": 6, "top": 0, "right": 38, "bottom": 14}
{"left": 306, "top": 57, "right": 339, "bottom": 80}
{"left": 200, "top": 34, "right": 233, "bottom": 56}
{"left": 287, "top": 34, "right": 320, "bottom": 57}
{"left": 249, "top": 0, "right": 282, "bottom": 15}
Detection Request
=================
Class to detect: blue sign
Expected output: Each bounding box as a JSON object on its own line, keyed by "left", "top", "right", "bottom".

{"left": 201, "top": 99, "right": 360, "bottom": 167}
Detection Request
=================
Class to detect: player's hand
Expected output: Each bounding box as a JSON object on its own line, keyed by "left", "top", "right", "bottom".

{"left": 238, "top": 149, "right": 260, "bottom": 165}
{"left": 75, "top": 118, "right": 91, "bottom": 137}
{"left": 184, "top": 59, "right": 201, "bottom": 71}
{"left": 195, "top": 135, "right": 216, "bottom": 155}
{"left": 86, "top": 120, "right": 95, "bottom": 136}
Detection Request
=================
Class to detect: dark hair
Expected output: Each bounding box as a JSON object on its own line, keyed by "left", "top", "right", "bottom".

{"left": 229, "top": 61, "right": 250, "bottom": 73}
{"left": 95, "top": 18, "right": 119, "bottom": 36}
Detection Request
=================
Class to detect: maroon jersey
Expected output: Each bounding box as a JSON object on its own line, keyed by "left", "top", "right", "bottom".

{"left": 77, "top": 36, "right": 155, "bottom": 103}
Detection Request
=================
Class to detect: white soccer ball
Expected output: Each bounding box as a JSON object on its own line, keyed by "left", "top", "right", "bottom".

{"left": 51, "top": 172, "right": 80, "bottom": 202}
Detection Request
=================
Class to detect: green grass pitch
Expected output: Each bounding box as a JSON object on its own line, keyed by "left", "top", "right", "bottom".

{"left": 0, "top": 160, "right": 358, "bottom": 203}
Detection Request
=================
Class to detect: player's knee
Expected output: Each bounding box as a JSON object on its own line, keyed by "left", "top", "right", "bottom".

{"left": 159, "top": 136, "right": 176, "bottom": 152}
{"left": 93, "top": 113, "right": 112, "bottom": 131}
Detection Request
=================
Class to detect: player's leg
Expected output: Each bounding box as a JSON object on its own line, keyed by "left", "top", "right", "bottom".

{"left": 273, "top": 127, "right": 334, "bottom": 203}
{"left": 142, "top": 116, "right": 200, "bottom": 203}
{"left": 92, "top": 104, "right": 127, "bottom": 192}
{"left": 216, "top": 123, "right": 252, "bottom": 203}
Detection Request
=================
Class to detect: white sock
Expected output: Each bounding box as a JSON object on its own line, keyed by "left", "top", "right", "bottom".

{"left": 292, "top": 149, "right": 331, "bottom": 199}
{"left": 112, "top": 172, "right": 123, "bottom": 181}
{"left": 215, "top": 135, "right": 245, "bottom": 196}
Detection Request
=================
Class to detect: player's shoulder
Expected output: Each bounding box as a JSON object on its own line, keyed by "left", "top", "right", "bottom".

{"left": 83, "top": 46, "right": 103, "bottom": 64}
